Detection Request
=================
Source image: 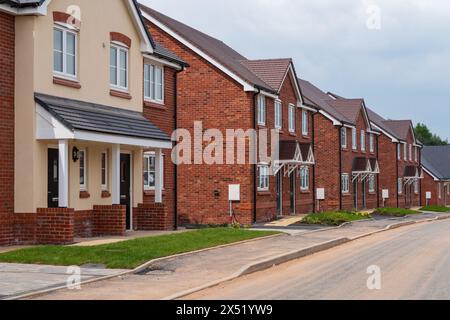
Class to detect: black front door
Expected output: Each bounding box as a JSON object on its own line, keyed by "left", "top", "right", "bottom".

{"left": 276, "top": 173, "right": 282, "bottom": 216}
{"left": 290, "top": 174, "right": 295, "bottom": 214}
{"left": 120, "top": 154, "right": 131, "bottom": 230}
{"left": 48, "top": 149, "right": 59, "bottom": 208}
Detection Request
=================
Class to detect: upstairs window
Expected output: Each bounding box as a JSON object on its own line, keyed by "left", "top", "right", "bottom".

{"left": 53, "top": 26, "right": 77, "bottom": 78}
{"left": 274, "top": 100, "right": 282, "bottom": 130}
{"left": 257, "top": 95, "right": 266, "bottom": 126}
{"left": 302, "top": 110, "right": 309, "bottom": 136}
{"left": 361, "top": 130, "right": 366, "bottom": 152}
{"left": 397, "top": 144, "right": 401, "bottom": 160}
{"left": 110, "top": 44, "right": 128, "bottom": 90}
{"left": 288, "top": 104, "right": 296, "bottom": 133}
{"left": 352, "top": 127, "right": 357, "bottom": 150}
{"left": 341, "top": 127, "right": 347, "bottom": 148}
{"left": 144, "top": 63, "right": 164, "bottom": 103}
{"left": 404, "top": 143, "right": 407, "bottom": 161}
{"left": 409, "top": 144, "right": 412, "bottom": 161}
{"left": 369, "top": 134, "right": 375, "bottom": 153}
{"left": 415, "top": 146, "right": 418, "bottom": 162}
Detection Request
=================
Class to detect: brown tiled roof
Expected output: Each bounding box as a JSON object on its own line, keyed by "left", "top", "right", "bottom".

{"left": 140, "top": 4, "right": 279, "bottom": 93}
{"left": 240, "top": 59, "right": 292, "bottom": 92}
{"left": 327, "top": 99, "right": 365, "bottom": 124}
{"left": 383, "top": 120, "right": 413, "bottom": 141}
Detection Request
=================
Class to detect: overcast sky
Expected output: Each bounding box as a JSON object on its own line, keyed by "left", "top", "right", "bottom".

{"left": 141, "top": 0, "right": 450, "bottom": 140}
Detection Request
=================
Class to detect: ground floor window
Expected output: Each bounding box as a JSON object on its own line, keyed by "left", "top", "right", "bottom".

{"left": 299, "top": 166, "right": 309, "bottom": 190}
{"left": 341, "top": 174, "right": 350, "bottom": 193}
{"left": 101, "top": 152, "right": 108, "bottom": 190}
{"left": 258, "top": 165, "right": 270, "bottom": 191}
{"left": 79, "top": 149, "right": 87, "bottom": 191}
{"left": 414, "top": 180, "right": 419, "bottom": 194}
{"left": 438, "top": 183, "right": 442, "bottom": 199}
{"left": 398, "top": 178, "right": 403, "bottom": 194}
{"left": 368, "top": 175, "right": 375, "bottom": 193}
{"left": 144, "top": 152, "right": 164, "bottom": 190}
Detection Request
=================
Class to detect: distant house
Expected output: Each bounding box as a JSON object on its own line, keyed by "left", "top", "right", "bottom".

{"left": 421, "top": 146, "right": 450, "bottom": 206}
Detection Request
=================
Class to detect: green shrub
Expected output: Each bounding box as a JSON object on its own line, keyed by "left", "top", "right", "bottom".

{"left": 420, "top": 205, "right": 450, "bottom": 213}
{"left": 374, "top": 207, "right": 420, "bottom": 217}
{"left": 302, "top": 211, "right": 370, "bottom": 226}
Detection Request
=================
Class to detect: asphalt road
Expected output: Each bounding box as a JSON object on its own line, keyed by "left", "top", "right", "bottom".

{"left": 185, "top": 219, "right": 450, "bottom": 300}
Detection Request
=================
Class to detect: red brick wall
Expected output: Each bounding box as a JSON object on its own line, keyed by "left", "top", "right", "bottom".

{"left": 142, "top": 66, "right": 177, "bottom": 229}
{"left": 0, "top": 12, "right": 15, "bottom": 245}
{"left": 313, "top": 115, "right": 340, "bottom": 211}
{"left": 13, "top": 213, "right": 36, "bottom": 245}
{"left": 147, "top": 21, "right": 255, "bottom": 226}
{"left": 421, "top": 170, "right": 445, "bottom": 207}
{"left": 378, "top": 134, "right": 398, "bottom": 207}
{"left": 74, "top": 210, "right": 94, "bottom": 238}
{"left": 35, "top": 208, "right": 75, "bottom": 244}
{"left": 92, "top": 205, "right": 126, "bottom": 236}
{"left": 134, "top": 203, "right": 170, "bottom": 230}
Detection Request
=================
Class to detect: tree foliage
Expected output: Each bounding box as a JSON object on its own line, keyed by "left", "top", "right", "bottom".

{"left": 414, "top": 123, "right": 448, "bottom": 146}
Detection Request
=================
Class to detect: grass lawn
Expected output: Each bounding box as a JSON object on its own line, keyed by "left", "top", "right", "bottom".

{"left": 0, "top": 228, "right": 278, "bottom": 269}
{"left": 373, "top": 207, "right": 421, "bottom": 217}
{"left": 420, "top": 205, "right": 450, "bottom": 213}
{"left": 301, "top": 211, "right": 371, "bottom": 226}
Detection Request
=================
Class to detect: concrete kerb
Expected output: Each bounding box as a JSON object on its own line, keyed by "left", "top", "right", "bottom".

{"left": 6, "top": 232, "right": 285, "bottom": 301}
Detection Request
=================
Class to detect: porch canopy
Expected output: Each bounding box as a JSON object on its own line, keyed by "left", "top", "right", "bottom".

{"left": 404, "top": 165, "right": 424, "bottom": 185}
{"left": 273, "top": 140, "right": 315, "bottom": 176}
{"left": 352, "top": 157, "right": 379, "bottom": 182}
{"left": 35, "top": 93, "right": 172, "bottom": 207}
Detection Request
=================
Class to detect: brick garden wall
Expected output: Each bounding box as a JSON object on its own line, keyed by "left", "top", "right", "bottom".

{"left": 92, "top": 205, "right": 126, "bottom": 236}
{"left": 0, "top": 12, "right": 15, "bottom": 245}
{"left": 134, "top": 203, "right": 169, "bottom": 230}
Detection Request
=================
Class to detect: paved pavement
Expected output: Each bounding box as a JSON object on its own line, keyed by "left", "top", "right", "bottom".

{"left": 21, "top": 211, "right": 448, "bottom": 300}
{"left": 185, "top": 218, "right": 450, "bottom": 300}
{"left": 0, "top": 264, "right": 127, "bottom": 299}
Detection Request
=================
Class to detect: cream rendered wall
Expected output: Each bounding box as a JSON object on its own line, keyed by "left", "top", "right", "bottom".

{"left": 15, "top": 0, "right": 147, "bottom": 212}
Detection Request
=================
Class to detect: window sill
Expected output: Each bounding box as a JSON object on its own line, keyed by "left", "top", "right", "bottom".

{"left": 144, "top": 189, "right": 166, "bottom": 196}
{"left": 342, "top": 193, "right": 351, "bottom": 197}
{"left": 144, "top": 100, "right": 166, "bottom": 110}
{"left": 300, "top": 189, "right": 311, "bottom": 194}
{"left": 101, "top": 190, "right": 111, "bottom": 198}
{"left": 53, "top": 76, "right": 81, "bottom": 89}
{"left": 257, "top": 124, "right": 266, "bottom": 129}
{"left": 288, "top": 132, "right": 297, "bottom": 137}
{"left": 257, "top": 191, "right": 271, "bottom": 196}
{"left": 110, "top": 89, "right": 132, "bottom": 100}
{"left": 79, "top": 191, "right": 90, "bottom": 199}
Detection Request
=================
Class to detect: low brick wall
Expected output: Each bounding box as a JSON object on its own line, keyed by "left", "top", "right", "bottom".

{"left": 13, "top": 213, "right": 37, "bottom": 245}
{"left": 74, "top": 210, "right": 94, "bottom": 238}
{"left": 0, "top": 213, "right": 13, "bottom": 246}
{"left": 93, "top": 205, "right": 126, "bottom": 236}
{"left": 134, "top": 203, "right": 172, "bottom": 231}
{"left": 36, "top": 208, "right": 75, "bottom": 244}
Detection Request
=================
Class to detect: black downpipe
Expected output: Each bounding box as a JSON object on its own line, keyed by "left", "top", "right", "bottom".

{"left": 252, "top": 89, "right": 261, "bottom": 223}
{"left": 312, "top": 112, "right": 317, "bottom": 213}
{"left": 338, "top": 126, "right": 343, "bottom": 211}
{"left": 396, "top": 143, "right": 399, "bottom": 208}
{"left": 376, "top": 135, "right": 380, "bottom": 208}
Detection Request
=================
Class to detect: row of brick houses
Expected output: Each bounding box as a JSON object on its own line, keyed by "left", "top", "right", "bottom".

{"left": 0, "top": 0, "right": 445, "bottom": 245}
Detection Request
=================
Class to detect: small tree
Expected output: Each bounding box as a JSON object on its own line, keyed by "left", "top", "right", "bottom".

{"left": 414, "top": 123, "right": 448, "bottom": 146}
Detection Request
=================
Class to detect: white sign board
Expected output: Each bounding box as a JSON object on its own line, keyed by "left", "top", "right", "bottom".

{"left": 426, "top": 192, "right": 432, "bottom": 200}
{"left": 382, "top": 189, "right": 389, "bottom": 199}
{"left": 316, "top": 188, "right": 325, "bottom": 200}
{"left": 228, "top": 184, "right": 240, "bottom": 202}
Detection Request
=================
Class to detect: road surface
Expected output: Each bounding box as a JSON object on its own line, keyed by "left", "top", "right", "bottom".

{"left": 185, "top": 219, "right": 450, "bottom": 300}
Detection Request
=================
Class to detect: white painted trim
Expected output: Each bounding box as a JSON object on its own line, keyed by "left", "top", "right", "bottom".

{"left": 422, "top": 166, "right": 440, "bottom": 181}
{"left": 154, "top": 149, "right": 163, "bottom": 203}
{"left": 279, "top": 64, "right": 303, "bottom": 105}
{"left": 111, "top": 144, "right": 121, "bottom": 204}
{"left": 299, "top": 104, "right": 317, "bottom": 113}
{"left": 53, "top": 26, "right": 78, "bottom": 81}
{"left": 143, "top": 62, "right": 164, "bottom": 104}
{"left": 318, "top": 110, "right": 341, "bottom": 126}
{"left": 110, "top": 44, "right": 129, "bottom": 92}
{"left": 143, "top": 54, "right": 183, "bottom": 70}
{"left": 58, "top": 139, "right": 69, "bottom": 208}
{"left": 74, "top": 130, "right": 172, "bottom": 149}
{"left": 78, "top": 148, "right": 87, "bottom": 191}
{"left": 126, "top": 0, "right": 154, "bottom": 53}
{"left": 0, "top": 0, "right": 51, "bottom": 16}
{"left": 142, "top": 11, "right": 256, "bottom": 92}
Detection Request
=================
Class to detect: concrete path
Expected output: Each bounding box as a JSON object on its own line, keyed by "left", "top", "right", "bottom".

{"left": 26, "top": 212, "right": 449, "bottom": 300}
{"left": 185, "top": 218, "right": 450, "bottom": 300}
{"left": 0, "top": 264, "right": 127, "bottom": 299}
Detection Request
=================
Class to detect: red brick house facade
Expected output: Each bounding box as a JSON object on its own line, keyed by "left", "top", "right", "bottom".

{"left": 421, "top": 146, "right": 450, "bottom": 207}
{"left": 141, "top": 6, "right": 316, "bottom": 225}
{"left": 0, "top": 11, "right": 15, "bottom": 245}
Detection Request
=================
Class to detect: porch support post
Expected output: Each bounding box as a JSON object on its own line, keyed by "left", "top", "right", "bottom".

{"left": 155, "top": 148, "right": 163, "bottom": 203}
{"left": 58, "top": 139, "right": 69, "bottom": 208}
{"left": 112, "top": 144, "right": 121, "bottom": 204}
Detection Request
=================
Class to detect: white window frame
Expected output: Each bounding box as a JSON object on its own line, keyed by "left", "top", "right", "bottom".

{"left": 368, "top": 175, "right": 375, "bottom": 193}
{"left": 369, "top": 134, "right": 374, "bottom": 153}
{"left": 53, "top": 25, "right": 77, "bottom": 79}
{"left": 257, "top": 95, "right": 266, "bottom": 126}
{"left": 144, "top": 62, "right": 164, "bottom": 104}
{"left": 352, "top": 127, "right": 357, "bottom": 150}
{"left": 110, "top": 43, "right": 129, "bottom": 91}
{"left": 341, "top": 127, "right": 347, "bottom": 148}
{"left": 342, "top": 174, "right": 350, "bottom": 193}
{"left": 397, "top": 144, "right": 401, "bottom": 160}
{"left": 101, "top": 152, "right": 108, "bottom": 191}
{"left": 409, "top": 144, "right": 412, "bottom": 161}
{"left": 299, "top": 166, "right": 309, "bottom": 191}
{"left": 302, "top": 110, "right": 309, "bottom": 136}
{"left": 79, "top": 149, "right": 87, "bottom": 191}
{"left": 257, "top": 164, "right": 270, "bottom": 191}
{"left": 414, "top": 180, "right": 419, "bottom": 194}
{"left": 274, "top": 100, "right": 282, "bottom": 130}
{"left": 398, "top": 178, "right": 403, "bottom": 194}
{"left": 288, "top": 104, "right": 296, "bottom": 133}
{"left": 361, "top": 130, "right": 366, "bottom": 152}
{"left": 414, "top": 146, "right": 418, "bottom": 162}
{"left": 404, "top": 143, "right": 407, "bottom": 161}
{"left": 438, "top": 183, "right": 442, "bottom": 199}
{"left": 143, "top": 151, "right": 164, "bottom": 191}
